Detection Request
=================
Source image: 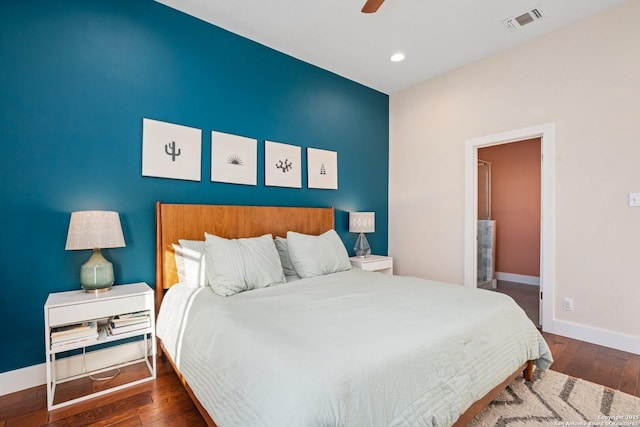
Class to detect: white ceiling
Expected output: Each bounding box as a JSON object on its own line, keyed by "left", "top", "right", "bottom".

{"left": 155, "top": 0, "right": 627, "bottom": 94}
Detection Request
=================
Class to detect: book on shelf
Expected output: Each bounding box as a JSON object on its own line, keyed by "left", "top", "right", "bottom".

{"left": 51, "top": 321, "right": 98, "bottom": 348}
{"left": 51, "top": 335, "right": 98, "bottom": 349}
{"left": 110, "top": 314, "right": 151, "bottom": 327}
{"left": 106, "top": 319, "right": 151, "bottom": 336}
{"left": 109, "top": 310, "right": 150, "bottom": 326}
{"left": 112, "top": 310, "right": 150, "bottom": 321}
{"left": 51, "top": 322, "right": 92, "bottom": 338}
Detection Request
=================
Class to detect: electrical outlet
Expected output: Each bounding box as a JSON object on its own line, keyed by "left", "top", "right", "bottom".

{"left": 630, "top": 193, "right": 640, "bottom": 207}
{"left": 563, "top": 297, "right": 574, "bottom": 311}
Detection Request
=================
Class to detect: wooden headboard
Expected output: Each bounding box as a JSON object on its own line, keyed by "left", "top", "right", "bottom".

{"left": 154, "top": 202, "right": 335, "bottom": 310}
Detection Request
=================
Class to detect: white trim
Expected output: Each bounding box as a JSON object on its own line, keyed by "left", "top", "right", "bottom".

{"left": 464, "top": 122, "right": 555, "bottom": 333}
{"left": 0, "top": 363, "right": 46, "bottom": 397}
{"left": 0, "top": 340, "right": 146, "bottom": 397}
{"left": 495, "top": 272, "right": 540, "bottom": 286}
{"left": 553, "top": 320, "right": 640, "bottom": 356}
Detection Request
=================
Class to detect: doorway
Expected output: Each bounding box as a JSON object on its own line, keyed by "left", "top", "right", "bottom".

{"left": 477, "top": 139, "right": 541, "bottom": 326}
{"left": 464, "top": 123, "right": 555, "bottom": 332}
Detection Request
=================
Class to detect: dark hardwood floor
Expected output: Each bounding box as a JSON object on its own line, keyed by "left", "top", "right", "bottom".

{"left": 1, "top": 335, "right": 638, "bottom": 426}
{"left": 543, "top": 331, "right": 640, "bottom": 397}
{"left": 0, "top": 358, "right": 207, "bottom": 427}
{"left": 488, "top": 279, "right": 639, "bottom": 396}
{"left": 480, "top": 280, "right": 540, "bottom": 326}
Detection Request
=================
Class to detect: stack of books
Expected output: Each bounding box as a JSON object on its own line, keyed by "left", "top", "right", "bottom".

{"left": 50, "top": 321, "right": 99, "bottom": 349}
{"left": 106, "top": 310, "right": 151, "bottom": 336}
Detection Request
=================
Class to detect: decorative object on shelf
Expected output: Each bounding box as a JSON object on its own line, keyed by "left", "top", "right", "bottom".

{"left": 307, "top": 148, "right": 338, "bottom": 189}
{"left": 211, "top": 130, "right": 257, "bottom": 186}
{"left": 265, "top": 141, "right": 301, "bottom": 188}
{"left": 349, "top": 212, "right": 375, "bottom": 258}
{"left": 65, "top": 210, "right": 126, "bottom": 293}
{"left": 141, "top": 118, "right": 202, "bottom": 181}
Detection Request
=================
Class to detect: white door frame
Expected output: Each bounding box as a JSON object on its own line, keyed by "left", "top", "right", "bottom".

{"left": 464, "top": 123, "right": 555, "bottom": 331}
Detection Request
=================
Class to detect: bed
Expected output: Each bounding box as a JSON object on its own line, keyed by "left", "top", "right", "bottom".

{"left": 154, "top": 202, "right": 552, "bottom": 427}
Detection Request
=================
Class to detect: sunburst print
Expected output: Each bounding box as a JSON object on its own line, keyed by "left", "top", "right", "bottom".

{"left": 227, "top": 154, "right": 244, "bottom": 166}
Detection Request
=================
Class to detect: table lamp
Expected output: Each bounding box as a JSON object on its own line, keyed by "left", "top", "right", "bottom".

{"left": 349, "top": 212, "right": 374, "bottom": 258}
{"left": 65, "top": 210, "right": 126, "bottom": 293}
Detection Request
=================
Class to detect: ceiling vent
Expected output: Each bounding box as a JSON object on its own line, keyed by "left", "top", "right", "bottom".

{"left": 503, "top": 7, "right": 543, "bottom": 30}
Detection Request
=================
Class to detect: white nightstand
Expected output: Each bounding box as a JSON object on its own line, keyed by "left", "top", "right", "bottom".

{"left": 350, "top": 255, "right": 393, "bottom": 275}
{"left": 44, "top": 282, "right": 156, "bottom": 410}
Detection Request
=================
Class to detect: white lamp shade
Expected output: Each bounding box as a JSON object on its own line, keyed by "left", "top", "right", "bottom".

{"left": 65, "top": 211, "right": 126, "bottom": 250}
{"left": 349, "top": 212, "right": 375, "bottom": 233}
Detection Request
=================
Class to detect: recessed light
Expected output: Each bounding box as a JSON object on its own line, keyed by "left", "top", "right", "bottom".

{"left": 390, "top": 52, "right": 405, "bottom": 63}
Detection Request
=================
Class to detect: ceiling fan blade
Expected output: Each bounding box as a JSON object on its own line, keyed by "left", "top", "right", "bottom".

{"left": 361, "top": 0, "right": 385, "bottom": 13}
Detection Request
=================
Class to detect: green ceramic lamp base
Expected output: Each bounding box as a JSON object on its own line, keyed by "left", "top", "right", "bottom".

{"left": 80, "top": 248, "right": 115, "bottom": 293}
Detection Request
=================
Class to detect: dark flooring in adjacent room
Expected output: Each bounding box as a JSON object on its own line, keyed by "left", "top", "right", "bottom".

{"left": 480, "top": 280, "right": 540, "bottom": 327}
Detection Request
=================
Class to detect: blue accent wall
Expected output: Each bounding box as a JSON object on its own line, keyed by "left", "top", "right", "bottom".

{"left": 0, "top": 1, "right": 388, "bottom": 373}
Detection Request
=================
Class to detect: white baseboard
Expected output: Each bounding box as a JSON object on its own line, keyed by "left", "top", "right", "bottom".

{"left": 0, "top": 363, "right": 46, "bottom": 397}
{"left": 0, "top": 341, "right": 149, "bottom": 397}
{"left": 496, "top": 272, "right": 540, "bottom": 286}
{"left": 547, "top": 319, "right": 640, "bottom": 356}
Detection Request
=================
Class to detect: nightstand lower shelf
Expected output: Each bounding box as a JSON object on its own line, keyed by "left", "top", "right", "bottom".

{"left": 48, "top": 336, "right": 155, "bottom": 410}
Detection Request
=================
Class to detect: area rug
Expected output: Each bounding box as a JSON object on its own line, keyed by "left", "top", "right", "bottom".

{"left": 469, "top": 369, "right": 640, "bottom": 426}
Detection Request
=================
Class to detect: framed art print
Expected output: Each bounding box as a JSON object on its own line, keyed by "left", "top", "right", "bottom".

{"left": 307, "top": 147, "right": 338, "bottom": 189}
{"left": 265, "top": 141, "right": 301, "bottom": 188}
{"left": 211, "top": 130, "right": 257, "bottom": 186}
{"left": 141, "top": 118, "right": 202, "bottom": 181}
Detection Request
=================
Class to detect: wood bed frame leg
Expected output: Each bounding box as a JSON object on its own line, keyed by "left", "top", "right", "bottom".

{"left": 523, "top": 360, "right": 534, "bottom": 381}
{"left": 157, "top": 338, "right": 163, "bottom": 358}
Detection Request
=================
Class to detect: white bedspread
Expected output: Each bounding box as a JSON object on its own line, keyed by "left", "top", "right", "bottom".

{"left": 157, "top": 269, "right": 552, "bottom": 427}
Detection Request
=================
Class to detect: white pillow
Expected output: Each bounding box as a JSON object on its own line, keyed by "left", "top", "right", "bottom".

{"left": 274, "top": 237, "right": 299, "bottom": 278}
{"left": 204, "top": 233, "right": 286, "bottom": 296}
{"left": 172, "top": 240, "right": 208, "bottom": 287}
{"left": 173, "top": 244, "right": 186, "bottom": 283}
{"left": 286, "top": 230, "right": 351, "bottom": 278}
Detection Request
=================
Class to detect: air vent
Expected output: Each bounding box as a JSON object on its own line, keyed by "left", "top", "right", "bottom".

{"left": 503, "top": 7, "right": 543, "bottom": 30}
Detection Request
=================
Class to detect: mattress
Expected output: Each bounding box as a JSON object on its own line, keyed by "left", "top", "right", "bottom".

{"left": 157, "top": 269, "right": 552, "bottom": 427}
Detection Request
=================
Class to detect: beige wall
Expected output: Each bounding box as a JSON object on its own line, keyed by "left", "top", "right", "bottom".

{"left": 389, "top": 0, "right": 640, "bottom": 339}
